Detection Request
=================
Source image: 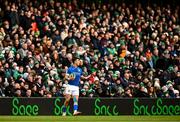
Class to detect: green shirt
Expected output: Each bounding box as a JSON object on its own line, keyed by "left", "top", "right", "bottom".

{"left": 107, "top": 48, "right": 117, "bottom": 55}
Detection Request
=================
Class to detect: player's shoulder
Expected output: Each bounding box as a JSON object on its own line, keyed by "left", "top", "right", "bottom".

{"left": 67, "top": 66, "right": 74, "bottom": 73}
{"left": 68, "top": 65, "right": 74, "bottom": 70}
{"left": 77, "top": 67, "right": 82, "bottom": 72}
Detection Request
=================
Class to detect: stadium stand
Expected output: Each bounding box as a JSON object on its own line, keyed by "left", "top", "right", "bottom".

{"left": 0, "top": 0, "right": 179, "bottom": 98}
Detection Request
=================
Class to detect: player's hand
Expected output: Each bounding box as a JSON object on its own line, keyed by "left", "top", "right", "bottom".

{"left": 68, "top": 73, "right": 75, "bottom": 80}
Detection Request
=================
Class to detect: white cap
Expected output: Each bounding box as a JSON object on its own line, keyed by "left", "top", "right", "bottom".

{"left": 162, "top": 86, "right": 168, "bottom": 92}
{"left": 94, "top": 77, "right": 99, "bottom": 81}
{"left": 174, "top": 90, "right": 179, "bottom": 94}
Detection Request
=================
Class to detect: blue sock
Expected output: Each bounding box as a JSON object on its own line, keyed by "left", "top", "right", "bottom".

{"left": 62, "top": 105, "right": 66, "bottom": 112}
{"left": 73, "top": 105, "right": 78, "bottom": 111}
{"left": 73, "top": 97, "right": 78, "bottom": 111}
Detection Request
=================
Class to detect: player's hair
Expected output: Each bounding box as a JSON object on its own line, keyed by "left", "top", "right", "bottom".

{"left": 72, "top": 56, "right": 80, "bottom": 63}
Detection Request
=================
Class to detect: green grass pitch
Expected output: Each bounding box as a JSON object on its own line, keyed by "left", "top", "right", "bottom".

{"left": 0, "top": 116, "right": 180, "bottom": 122}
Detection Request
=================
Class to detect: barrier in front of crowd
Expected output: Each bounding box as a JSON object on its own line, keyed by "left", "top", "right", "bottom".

{"left": 0, "top": 97, "right": 179, "bottom": 115}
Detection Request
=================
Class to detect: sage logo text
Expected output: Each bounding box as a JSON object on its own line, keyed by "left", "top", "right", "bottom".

{"left": 94, "top": 98, "right": 119, "bottom": 115}
{"left": 133, "top": 98, "right": 180, "bottom": 115}
{"left": 12, "top": 98, "right": 39, "bottom": 115}
{"left": 54, "top": 98, "right": 72, "bottom": 116}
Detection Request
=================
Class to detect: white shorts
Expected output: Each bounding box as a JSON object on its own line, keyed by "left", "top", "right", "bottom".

{"left": 64, "top": 84, "right": 79, "bottom": 96}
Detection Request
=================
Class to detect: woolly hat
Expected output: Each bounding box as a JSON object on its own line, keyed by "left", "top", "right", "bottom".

{"left": 162, "top": 86, "right": 168, "bottom": 92}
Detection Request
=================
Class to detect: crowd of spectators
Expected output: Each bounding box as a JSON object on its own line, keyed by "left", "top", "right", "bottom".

{"left": 0, "top": 0, "right": 179, "bottom": 98}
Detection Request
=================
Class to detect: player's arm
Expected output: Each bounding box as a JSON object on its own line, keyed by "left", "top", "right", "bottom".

{"left": 64, "top": 73, "right": 75, "bottom": 81}
{"left": 79, "top": 68, "right": 89, "bottom": 80}
{"left": 81, "top": 75, "right": 90, "bottom": 80}
{"left": 64, "top": 67, "right": 75, "bottom": 81}
{"left": 64, "top": 73, "right": 70, "bottom": 80}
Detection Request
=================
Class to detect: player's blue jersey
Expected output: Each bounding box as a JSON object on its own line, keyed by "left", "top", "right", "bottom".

{"left": 67, "top": 66, "right": 82, "bottom": 86}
